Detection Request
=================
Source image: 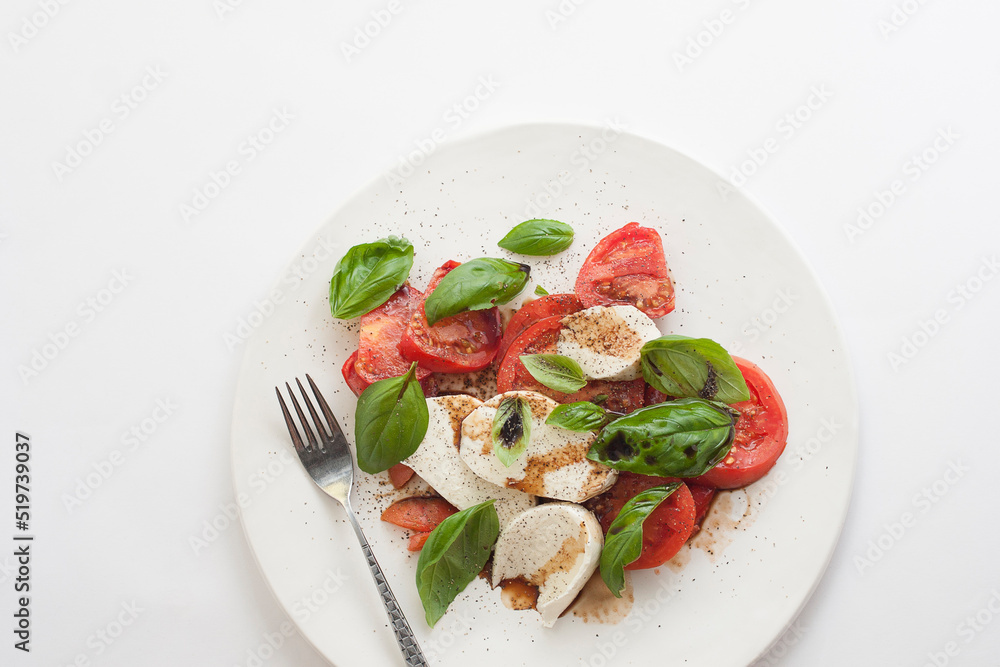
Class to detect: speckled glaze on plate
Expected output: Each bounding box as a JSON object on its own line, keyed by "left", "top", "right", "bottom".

{"left": 230, "top": 123, "right": 859, "bottom": 667}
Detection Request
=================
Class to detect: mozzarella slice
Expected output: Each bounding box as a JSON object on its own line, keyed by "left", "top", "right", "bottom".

{"left": 492, "top": 503, "right": 603, "bottom": 627}
{"left": 459, "top": 391, "right": 616, "bottom": 502}
{"left": 556, "top": 305, "right": 661, "bottom": 381}
{"left": 404, "top": 395, "right": 536, "bottom": 527}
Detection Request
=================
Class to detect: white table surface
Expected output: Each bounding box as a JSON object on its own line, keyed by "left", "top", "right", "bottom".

{"left": 3, "top": 1, "right": 999, "bottom": 665}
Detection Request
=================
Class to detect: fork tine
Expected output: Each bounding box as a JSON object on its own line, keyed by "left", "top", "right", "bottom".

{"left": 275, "top": 387, "right": 306, "bottom": 456}
{"left": 306, "top": 374, "right": 339, "bottom": 436}
{"left": 286, "top": 382, "right": 318, "bottom": 450}
{"left": 296, "top": 377, "right": 330, "bottom": 445}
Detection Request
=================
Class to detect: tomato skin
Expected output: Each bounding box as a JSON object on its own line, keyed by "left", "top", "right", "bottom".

{"left": 692, "top": 357, "right": 788, "bottom": 489}
{"left": 496, "top": 294, "right": 582, "bottom": 363}
{"left": 587, "top": 473, "right": 695, "bottom": 570}
{"left": 388, "top": 463, "right": 415, "bottom": 489}
{"left": 575, "top": 223, "right": 675, "bottom": 318}
{"left": 356, "top": 284, "right": 432, "bottom": 385}
{"left": 687, "top": 484, "right": 716, "bottom": 532}
{"left": 400, "top": 261, "right": 503, "bottom": 373}
{"left": 380, "top": 497, "right": 458, "bottom": 532}
{"left": 496, "top": 316, "right": 644, "bottom": 413}
{"left": 341, "top": 351, "right": 370, "bottom": 397}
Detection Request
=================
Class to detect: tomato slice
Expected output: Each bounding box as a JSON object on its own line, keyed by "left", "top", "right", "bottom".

{"left": 687, "top": 484, "right": 716, "bottom": 532}
{"left": 496, "top": 316, "right": 644, "bottom": 413}
{"left": 496, "top": 316, "right": 561, "bottom": 394}
{"left": 388, "top": 463, "right": 415, "bottom": 489}
{"left": 692, "top": 357, "right": 788, "bottom": 489}
{"left": 644, "top": 384, "right": 674, "bottom": 406}
{"left": 341, "top": 351, "right": 370, "bottom": 397}
{"left": 587, "top": 472, "right": 695, "bottom": 569}
{"left": 408, "top": 531, "right": 432, "bottom": 551}
{"left": 575, "top": 223, "right": 675, "bottom": 318}
{"left": 356, "top": 284, "right": 432, "bottom": 385}
{"left": 496, "top": 294, "right": 583, "bottom": 363}
{"left": 380, "top": 497, "right": 458, "bottom": 532}
{"left": 569, "top": 379, "right": 645, "bottom": 415}
{"left": 400, "top": 261, "right": 503, "bottom": 373}
{"left": 341, "top": 351, "right": 436, "bottom": 398}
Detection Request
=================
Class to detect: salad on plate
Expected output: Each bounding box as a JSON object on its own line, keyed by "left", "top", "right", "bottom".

{"left": 327, "top": 219, "right": 788, "bottom": 628}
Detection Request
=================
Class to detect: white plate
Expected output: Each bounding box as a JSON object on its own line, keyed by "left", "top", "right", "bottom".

{"left": 231, "top": 122, "right": 858, "bottom": 667}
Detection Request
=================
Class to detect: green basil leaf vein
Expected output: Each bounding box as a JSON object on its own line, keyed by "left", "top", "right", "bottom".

{"left": 416, "top": 500, "right": 500, "bottom": 627}
{"left": 546, "top": 401, "right": 609, "bottom": 432}
{"left": 587, "top": 398, "right": 737, "bottom": 477}
{"left": 600, "top": 483, "right": 681, "bottom": 597}
{"left": 329, "top": 236, "right": 414, "bottom": 320}
{"left": 492, "top": 396, "right": 532, "bottom": 467}
{"left": 498, "top": 219, "right": 574, "bottom": 256}
{"left": 354, "top": 362, "right": 428, "bottom": 474}
{"left": 423, "top": 258, "right": 530, "bottom": 326}
{"left": 641, "top": 335, "right": 750, "bottom": 404}
{"left": 519, "top": 354, "right": 587, "bottom": 394}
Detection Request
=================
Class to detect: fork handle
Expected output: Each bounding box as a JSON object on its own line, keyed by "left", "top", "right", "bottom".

{"left": 346, "top": 510, "right": 428, "bottom": 666}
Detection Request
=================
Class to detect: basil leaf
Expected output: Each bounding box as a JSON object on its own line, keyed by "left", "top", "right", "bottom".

{"left": 519, "top": 354, "right": 587, "bottom": 394}
{"left": 546, "top": 401, "right": 610, "bottom": 432}
{"left": 498, "top": 219, "right": 574, "bottom": 256}
{"left": 587, "top": 398, "right": 737, "bottom": 477}
{"left": 329, "top": 236, "right": 414, "bottom": 320}
{"left": 492, "top": 396, "right": 531, "bottom": 467}
{"left": 416, "top": 500, "right": 500, "bottom": 627}
{"left": 600, "top": 483, "right": 681, "bottom": 597}
{"left": 423, "top": 258, "right": 530, "bottom": 326}
{"left": 641, "top": 335, "right": 750, "bottom": 404}
{"left": 354, "top": 362, "right": 428, "bottom": 474}
{"left": 534, "top": 285, "right": 549, "bottom": 296}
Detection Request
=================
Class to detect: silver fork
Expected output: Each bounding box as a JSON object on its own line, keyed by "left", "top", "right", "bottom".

{"left": 276, "top": 375, "right": 428, "bottom": 667}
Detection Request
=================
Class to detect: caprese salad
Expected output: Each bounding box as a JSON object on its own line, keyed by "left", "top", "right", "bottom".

{"left": 329, "top": 220, "right": 788, "bottom": 628}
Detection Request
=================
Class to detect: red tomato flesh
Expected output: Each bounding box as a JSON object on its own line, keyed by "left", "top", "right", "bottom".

{"left": 692, "top": 357, "right": 788, "bottom": 489}
{"left": 380, "top": 497, "right": 457, "bottom": 532}
{"left": 644, "top": 384, "right": 674, "bottom": 406}
{"left": 388, "top": 463, "right": 415, "bottom": 489}
{"left": 496, "top": 316, "right": 644, "bottom": 414}
{"left": 408, "top": 532, "right": 432, "bottom": 551}
{"left": 687, "top": 484, "right": 716, "bottom": 532}
{"left": 496, "top": 293, "right": 582, "bottom": 363}
{"left": 575, "top": 223, "right": 675, "bottom": 318}
{"left": 588, "top": 473, "right": 695, "bottom": 569}
{"left": 400, "top": 261, "right": 503, "bottom": 373}
{"left": 356, "top": 284, "right": 432, "bottom": 384}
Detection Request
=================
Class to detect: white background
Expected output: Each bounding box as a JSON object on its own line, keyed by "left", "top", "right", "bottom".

{"left": 2, "top": 1, "right": 999, "bottom": 666}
